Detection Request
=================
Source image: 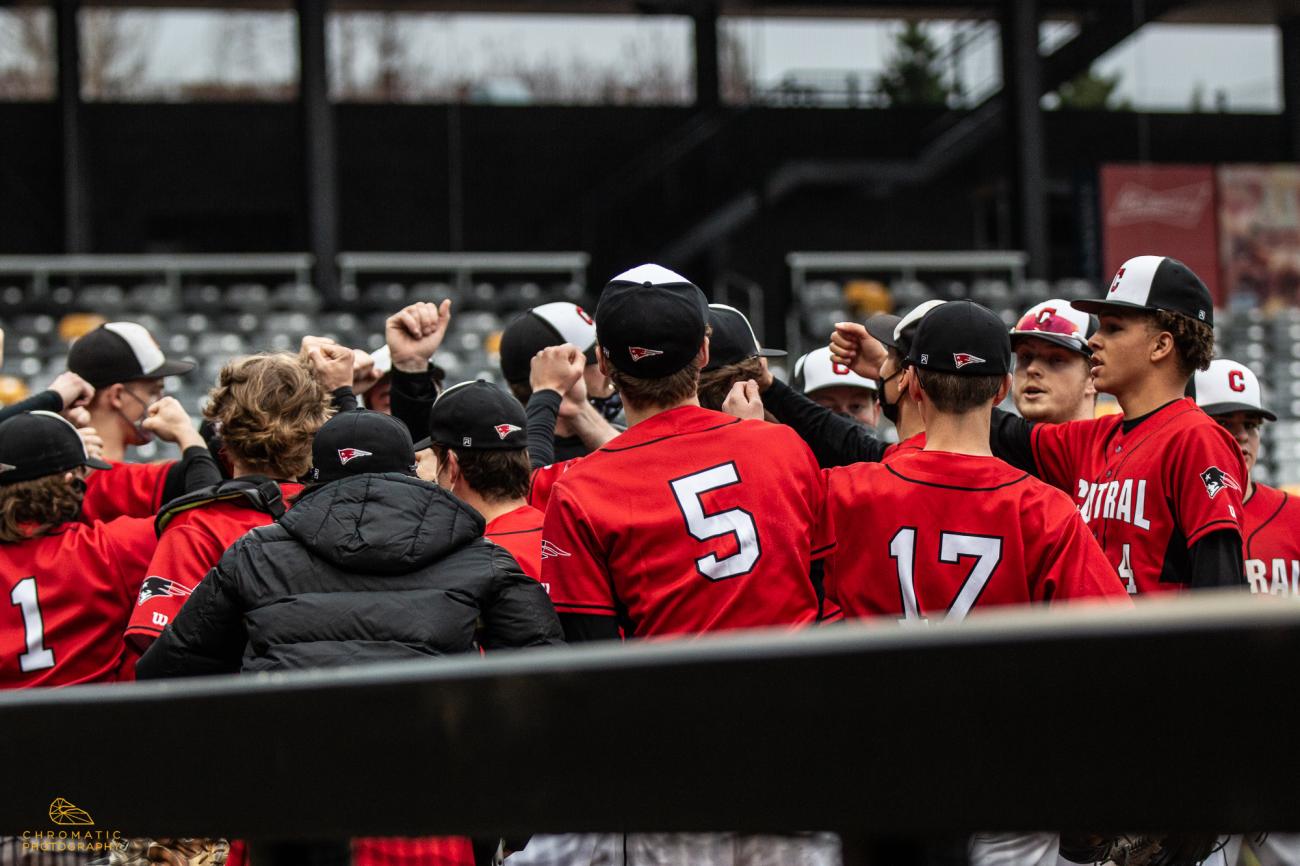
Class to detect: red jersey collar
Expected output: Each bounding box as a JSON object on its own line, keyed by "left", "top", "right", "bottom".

{"left": 600, "top": 405, "right": 740, "bottom": 452}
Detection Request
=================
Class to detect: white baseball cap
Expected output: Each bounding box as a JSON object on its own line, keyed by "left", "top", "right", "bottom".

{"left": 795, "top": 347, "right": 877, "bottom": 396}
{"left": 1009, "top": 299, "right": 1096, "bottom": 356}
{"left": 1191, "top": 359, "right": 1276, "bottom": 421}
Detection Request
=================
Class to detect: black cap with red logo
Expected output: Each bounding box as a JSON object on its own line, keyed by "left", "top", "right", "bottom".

{"left": 907, "top": 300, "right": 1012, "bottom": 377}
{"left": 311, "top": 410, "right": 417, "bottom": 483}
{"left": 595, "top": 264, "right": 709, "bottom": 379}
{"left": 415, "top": 380, "right": 528, "bottom": 452}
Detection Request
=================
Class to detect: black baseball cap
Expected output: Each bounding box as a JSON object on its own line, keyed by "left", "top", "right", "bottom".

{"left": 311, "top": 410, "right": 417, "bottom": 483}
{"left": 67, "top": 322, "right": 194, "bottom": 389}
{"left": 907, "top": 300, "right": 1012, "bottom": 376}
{"left": 415, "top": 380, "right": 528, "bottom": 452}
{"left": 1073, "top": 256, "right": 1214, "bottom": 327}
{"left": 864, "top": 299, "right": 946, "bottom": 358}
{"left": 0, "top": 410, "right": 112, "bottom": 486}
{"left": 703, "top": 304, "right": 786, "bottom": 371}
{"left": 499, "top": 302, "right": 599, "bottom": 385}
{"left": 595, "top": 264, "right": 709, "bottom": 378}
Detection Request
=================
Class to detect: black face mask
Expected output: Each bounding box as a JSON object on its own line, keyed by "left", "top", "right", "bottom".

{"left": 590, "top": 392, "right": 623, "bottom": 423}
{"left": 877, "top": 368, "right": 904, "bottom": 425}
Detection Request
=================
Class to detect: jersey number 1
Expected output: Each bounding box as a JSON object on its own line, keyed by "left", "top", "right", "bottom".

{"left": 889, "top": 528, "right": 1003, "bottom": 622}
{"left": 10, "top": 577, "right": 55, "bottom": 672}
{"left": 671, "top": 463, "right": 761, "bottom": 580}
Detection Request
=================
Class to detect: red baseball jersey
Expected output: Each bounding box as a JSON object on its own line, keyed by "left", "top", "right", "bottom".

{"left": 542, "top": 406, "right": 834, "bottom": 637}
{"left": 485, "top": 504, "right": 544, "bottom": 582}
{"left": 1241, "top": 483, "right": 1300, "bottom": 596}
{"left": 80, "top": 460, "right": 172, "bottom": 523}
{"left": 824, "top": 450, "right": 1129, "bottom": 620}
{"left": 1, "top": 518, "right": 157, "bottom": 688}
{"left": 528, "top": 459, "right": 579, "bottom": 513}
{"left": 126, "top": 482, "right": 304, "bottom": 646}
{"left": 883, "top": 432, "right": 926, "bottom": 463}
{"left": 1030, "top": 398, "right": 1245, "bottom": 594}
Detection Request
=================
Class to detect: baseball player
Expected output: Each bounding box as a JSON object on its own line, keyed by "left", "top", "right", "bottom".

{"left": 1191, "top": 359, "right": 1300, "bottom": 596}
{"left": 0, "top": 411, "right": 212, "bottom": 688}
{"left": 697, "top": 304, "right": 785, "bottom": 411}
{"left": 724, "top": 300, "right": 942, "bottom": 466}
{"left": 793, "top": 346, "right": 878, "bottom": 426}
{"left": 415, "top": 380, "right": 545, "bottom": 581}
{"left": 537, "top": 263, "right": 836, "bottom": 866}
{"left": 65, "top": 322, "right": 226, "bottom": 522}
{"left": 125, "top": 352, "right": 335, "bottom": 657}
{"left": 823, "top": 301, "right": 1129, "bottom": 621}
{"left": 542, "top": 264, "right": 834, "bottom": 641}
{"left": 1009, "top": 300, "right": 1098, "bottom": 423}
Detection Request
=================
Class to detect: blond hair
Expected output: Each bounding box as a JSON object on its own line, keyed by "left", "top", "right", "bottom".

{"left": 204, "top": 353, "right": 331, "bottom": 479}
{"left": 0, "top": 474, "right": 83, "bottom": 543}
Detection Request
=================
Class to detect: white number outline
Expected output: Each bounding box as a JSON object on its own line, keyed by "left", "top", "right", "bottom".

{"left": 669, "top": 463, "right": 762, "bottom": 581}
{"left": 10, "top": 577, "right": 55, "bottom": 672}
{"left": 889, "top": 528, "right": 1004, "bottom": 622}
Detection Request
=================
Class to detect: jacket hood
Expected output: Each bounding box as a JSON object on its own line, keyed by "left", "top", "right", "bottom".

{"left": 280, "top": 473, "right": 486, "bottom": 574}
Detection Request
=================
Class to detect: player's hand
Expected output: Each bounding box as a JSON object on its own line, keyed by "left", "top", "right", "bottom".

{"left": 307, "top": 342, "right": 355, "bottom": 392}
{"left": 47, "top": 371, "right": 94, "bottom": 410}
{"left": 530, "top": 344, "right": 585, "bottom": 395}
{"left": 559, "top": 372, "right": 590, "bottom": 420}
{"left": 829, "top": 321, "right": 887, "bottom": 380}
{"left": 141, "top": 397, "right": 203, "bottom": 450}
{"left": 386, "top": 300, "right": 452, "bottom": 373}
{"left": 722, "top": 380, "right": 765, "bottom": 421}
{"left": 78, "top": 426, "right": 104, "bottom": 462}
{"left": 756, "top": 357, "right": 775, "bottom": 392}
{"left": 351, "top": 348, "right": 382, "bottom": 395}
{"left": 63, "top": 406, "right": 91, "bottom": 428}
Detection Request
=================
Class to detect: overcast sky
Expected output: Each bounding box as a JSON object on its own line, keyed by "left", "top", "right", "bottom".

{"left": 0, "top": 9, "right": 1285, "bottom": 111}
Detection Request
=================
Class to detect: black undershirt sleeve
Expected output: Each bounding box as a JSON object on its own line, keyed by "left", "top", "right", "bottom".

{"left": 330, "top": 386, "right": 358, "bottom": 413}
{"left": 760, "top": 378, "right": 888, "bottom": 467}
{"left": 158, "top": 445, "right": 224, "bottom": 506}
{"left": 1186, "top": 529, "right": 1247, "bottom": 590}
{"left": 389, "top": 366, "right": 439, "bottom": 442}
{"left": 525, "top": 390, "right": 563, "bottom": 470}
{"left": 989, "top": 407, "right": 1039, "bottom": 475}
{"left": 558, "top": 612, "right": 622, "bottom": 643}
{"left": 0, "top": 390, "right": 64, "bottom": 424}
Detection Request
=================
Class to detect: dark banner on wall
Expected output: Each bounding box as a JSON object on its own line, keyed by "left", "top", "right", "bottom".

{"left": 1100, "top": 164, "right": 1219, "bottom": 302}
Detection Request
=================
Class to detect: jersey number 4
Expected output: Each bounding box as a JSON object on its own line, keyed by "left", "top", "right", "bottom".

{"left": 889, "top": 528, "right": 1003, "bottom": 622}
{"left": 671, "top": 463, "right": 761, "bottom": 581}
{"left": 10, "top": 577, "right": 55, "bottom": 672}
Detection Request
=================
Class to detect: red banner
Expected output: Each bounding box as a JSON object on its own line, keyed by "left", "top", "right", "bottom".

{"left": 1218, "top": 164, "right": 1300, "bottom": 308}
{"left": 1100, "top": 164, "right": 1220, "bottom": 303}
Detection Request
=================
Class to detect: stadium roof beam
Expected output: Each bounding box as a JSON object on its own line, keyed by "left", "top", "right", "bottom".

{"left": 54, "top": 0, "right": 89, "bottom": 254}
{"left": 298, "top": 0, "right": 340, "bottom": 300}
{"left": 1001, "top": 0, "right": 1047, "bottom": 279}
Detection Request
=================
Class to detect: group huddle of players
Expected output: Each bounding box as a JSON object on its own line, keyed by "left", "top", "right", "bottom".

{"left": 0, "top": 253, "right": 1296, "bottom": 866}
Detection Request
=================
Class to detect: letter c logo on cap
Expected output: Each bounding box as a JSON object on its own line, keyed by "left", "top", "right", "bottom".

{"left": 1228, "top": 369, "right": 1246, "bottom": 393}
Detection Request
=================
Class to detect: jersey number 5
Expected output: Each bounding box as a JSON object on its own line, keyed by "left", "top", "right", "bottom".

{"left": 10, "top": 577, "right": 55, "bottom": 672}
{"left": 671, "top": 463, "right": 761, "bottom": 581}
{"left": 889, "top": 528, "right": 1003, "bottom": 622}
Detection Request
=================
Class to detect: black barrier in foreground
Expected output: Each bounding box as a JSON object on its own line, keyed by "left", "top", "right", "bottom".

{"left": 1, "top": 594, "right": 1298, "bottom": 843}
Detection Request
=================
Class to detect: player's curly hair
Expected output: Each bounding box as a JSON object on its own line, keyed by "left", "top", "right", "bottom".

{"left": 1148, "top": 310, "right": 1214, "bottom": 378}
{"left": 0, "top": 473, "right": 85, "bottom": 543}
{"left": 204, "top": 353, "right": 332, "bottom": 480}
{"left": 697, "top": 357, "right": 765, "bottom": 412}
{"left": 429, "top": 444, "right": 531, "bottom": 503}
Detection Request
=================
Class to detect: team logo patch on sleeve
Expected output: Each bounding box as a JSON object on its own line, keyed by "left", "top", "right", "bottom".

{"left": 628, "top": 346, "right": 664, "bottom": 362}
{"left": 953, "top": 353, "right": 986, "bottom": 369}
{"left": 136, "top": 576, "right": 194, "bottom": 606}
{"left": 337, "top": 447, "right": 372, "bottom": 465}
{"left": 1200, "top": 466, "right": 1242, "bottom": 500}
{"left": 541, "top": 540, "right": 571, "bottom": 559}
{"left": 494, "top": 423, "right": 522, "bottom": 439}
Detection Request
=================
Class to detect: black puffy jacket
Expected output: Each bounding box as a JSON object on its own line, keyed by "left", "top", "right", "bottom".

{"left": 136, "top": 472, "right": 563, "bottom": 678}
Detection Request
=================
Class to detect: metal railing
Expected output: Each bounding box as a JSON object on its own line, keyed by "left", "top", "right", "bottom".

{"left": 336, "top": 252, "right": 590, "bottom": 295}
{"left": 0, "top": 254, "right": 315, "bottom": 295}
{"left": 0, "top": 593, "right": 1296, "bottom": 861}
